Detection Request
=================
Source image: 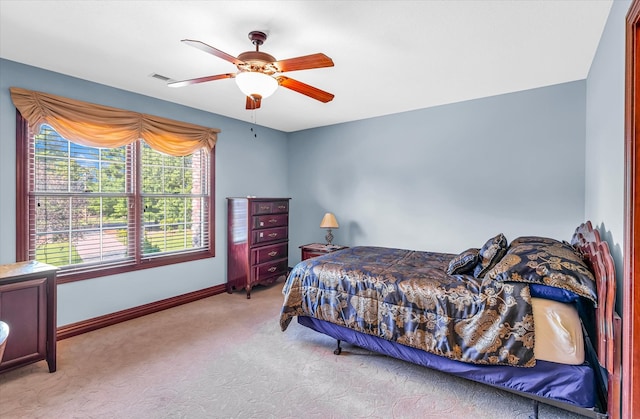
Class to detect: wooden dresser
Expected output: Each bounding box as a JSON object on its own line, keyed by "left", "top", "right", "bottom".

{"left": 227, "top": 197, "right": 290, "bottom": 298}
{"left": 0, "top": 261, "right": 58, "bottom": 374}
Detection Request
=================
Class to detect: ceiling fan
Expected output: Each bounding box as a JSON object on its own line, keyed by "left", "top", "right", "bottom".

{"left": 168, "top": 30, "right": 335, "bottom": 110}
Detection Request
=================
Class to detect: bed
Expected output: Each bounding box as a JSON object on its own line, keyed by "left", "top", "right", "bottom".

{"left": 279, "top": 222, "right": 621, "bottom": 418}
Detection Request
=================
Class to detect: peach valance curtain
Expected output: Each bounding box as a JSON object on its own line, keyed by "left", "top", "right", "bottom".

{"left": 10, "top": 87, "right": 220, "bottom": 156}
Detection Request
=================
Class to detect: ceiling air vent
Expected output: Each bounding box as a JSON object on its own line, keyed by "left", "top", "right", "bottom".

{"left": 150, "top": 73, "right": 173, "bottom": 82}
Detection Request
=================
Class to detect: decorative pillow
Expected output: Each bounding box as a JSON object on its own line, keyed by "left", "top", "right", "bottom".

{"left": 509, "top": 236, "right": 558, "bottom": 247}
{"left": 529, "top": 283, "right": 581, "bottom": 304}
{"left": 446, "top": 248, "right": 479, "bottom": 275}
{"left": 509, "top": 237, "right": 585, "bottom": 259}
{"left": 473, "top": 233, "right": 508, "bottom": 278}
{"left": 486, "top": 237, "right": 597, "bottom": 304}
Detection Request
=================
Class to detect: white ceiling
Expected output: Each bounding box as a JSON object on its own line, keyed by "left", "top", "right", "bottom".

{"left": 0, "top": 1, "right": 613, "bottom": 132}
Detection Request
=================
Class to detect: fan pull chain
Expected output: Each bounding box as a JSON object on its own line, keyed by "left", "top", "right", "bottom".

{"left": 250, "top": 108, "right": 258, "bottom": 139}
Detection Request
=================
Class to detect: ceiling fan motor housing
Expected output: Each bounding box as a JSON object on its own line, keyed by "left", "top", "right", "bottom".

{"left": 237, "top": 51, "right": 278, "bottom": 74}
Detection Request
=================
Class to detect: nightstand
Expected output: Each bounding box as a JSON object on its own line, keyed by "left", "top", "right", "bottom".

{"left": 300, "top": 243, "right": 348, "bottom": 260}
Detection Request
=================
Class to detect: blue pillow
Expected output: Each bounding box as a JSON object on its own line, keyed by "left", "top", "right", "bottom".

{"left": 529, "top": 284, "right": 580, "bottom": 303}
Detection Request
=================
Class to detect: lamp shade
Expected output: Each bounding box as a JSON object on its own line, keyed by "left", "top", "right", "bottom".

{"left": 235, "top": 71, "right": 278, "bottom": 99}
{"left": 320, "top": 213, "right": 339, "bottom": 229}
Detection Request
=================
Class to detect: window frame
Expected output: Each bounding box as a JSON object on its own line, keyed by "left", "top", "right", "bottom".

{"left": 15, "top": 112, "right": 216, "bottom": 284}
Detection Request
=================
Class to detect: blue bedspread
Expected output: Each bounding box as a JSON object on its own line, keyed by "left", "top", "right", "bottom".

{"left": 280, "top": 246, "right": 537, "bottom": 367}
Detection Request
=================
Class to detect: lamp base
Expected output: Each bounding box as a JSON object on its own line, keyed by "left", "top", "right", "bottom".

{"left": 325, "top": 229, "right": 334, "bottom": 245}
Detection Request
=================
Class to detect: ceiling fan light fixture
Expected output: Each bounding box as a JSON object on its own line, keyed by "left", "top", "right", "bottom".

{"left": 172, "top": 33, "right": 334, "bottom": 109}
{"left": 235, "top": 71, "right": 278, "bottom": 100}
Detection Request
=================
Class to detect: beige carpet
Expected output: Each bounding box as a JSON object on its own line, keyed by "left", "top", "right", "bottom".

{"left": 0, "top": 282, "right": 587, "bottom": 418}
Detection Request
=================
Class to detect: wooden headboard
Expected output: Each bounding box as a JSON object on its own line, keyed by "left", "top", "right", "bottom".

{"left": 572, "top": 221, "right": 622, "bottom": 419}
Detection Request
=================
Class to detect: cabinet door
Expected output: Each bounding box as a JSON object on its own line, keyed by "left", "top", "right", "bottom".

{"left": 0, "top": 278, "right": 47, "bottom": 370}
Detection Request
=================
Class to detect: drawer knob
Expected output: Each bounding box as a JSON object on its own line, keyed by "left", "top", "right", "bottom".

{"left": 269, "top": 233, "right": 278, "bottom": 238}
{"left": 269, "top": 218, "right": 278, "bottom": 223}
{"left": 268, "top": 266, "right": 277, "bottom": 272}
{"left": 268, "top": 251, "right": 278, "bottom": 257}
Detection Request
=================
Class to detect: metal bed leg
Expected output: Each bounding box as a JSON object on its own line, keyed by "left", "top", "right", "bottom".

{"left": 530, "top": 400, "right": 539, "bottom": 419}
{"left": 334, "top": 339, "right": 342, "bottom": 355}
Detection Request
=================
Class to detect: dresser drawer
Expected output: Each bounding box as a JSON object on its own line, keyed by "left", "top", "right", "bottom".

{"left": 252, "top": 243, "right": 288, "bottom": 265}
{"left": 252, "top": 200, "right": 289, "bottom": 215}
{"left": 252, "top": 201, "right": 274, "bottom": 215}
{"left": 252, "top": 227, "right": 288, "bottom": 245}
{"left": 252, "top": 259, "right": 288, "bottom": 283}
{"left": 271, "top": 201, "right": 289, "bottom": 214}
{"left": 253, "top": 214, "right": 288, "bottom": 229}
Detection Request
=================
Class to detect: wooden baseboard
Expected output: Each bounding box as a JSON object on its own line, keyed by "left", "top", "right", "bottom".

{"left": 57, "top": 284, "right": 227, "bottom": 340}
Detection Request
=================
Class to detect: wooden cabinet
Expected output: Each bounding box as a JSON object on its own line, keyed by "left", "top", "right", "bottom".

{"left": 227, "top": 197, "right": 291, "bottom": 298}
{"left": 300, "top": 243, "right": 349, "bottom": 260}
{"left": 0, "top": 261, "right": 58, "bottom": 374}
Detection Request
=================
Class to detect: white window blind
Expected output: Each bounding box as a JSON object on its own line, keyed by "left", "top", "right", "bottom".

{"left": 28, "top": 124, "right": 210, "bottom": 273}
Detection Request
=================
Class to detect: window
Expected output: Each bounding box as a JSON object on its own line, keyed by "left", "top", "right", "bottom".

{"left": 16, "top": 114, "right": 215, "bottom": 283}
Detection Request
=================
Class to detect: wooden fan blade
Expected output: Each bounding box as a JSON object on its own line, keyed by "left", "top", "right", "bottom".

{"left": 168, "top": 73, "right": 235, "bottom": 88}
{"left": 272, "top": 53, "right": 334, "bottom": 72}
{"left": 277, "top": 76, "right": 334, "bottom": 103}
{"left": 246, "top": 95, "right": 262, "bottom": 110}
{"left": 181, "top": 39, "right": 244, "bottom": 66}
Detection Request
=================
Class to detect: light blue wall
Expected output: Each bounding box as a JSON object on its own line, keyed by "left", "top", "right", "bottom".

{"left": 585, "top": 0, "right": 631, "bottom": 314}
{"left": 3, "top": 4, "right": 628, "bottom": 327}
{"left": 287, "top": 82, "right": 587, "bottom": 264}
{"left": 0, "top": 59, "right": 289, "bottom": 326}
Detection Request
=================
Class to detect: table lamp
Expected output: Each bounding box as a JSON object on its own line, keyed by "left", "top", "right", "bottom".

{"left": 320, "top": 212, "right": 339, "bottom": 245}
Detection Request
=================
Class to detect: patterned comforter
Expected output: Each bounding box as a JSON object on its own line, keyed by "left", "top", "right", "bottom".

{"left": 280, "top": 246, "right": 537, "bottom": 367}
